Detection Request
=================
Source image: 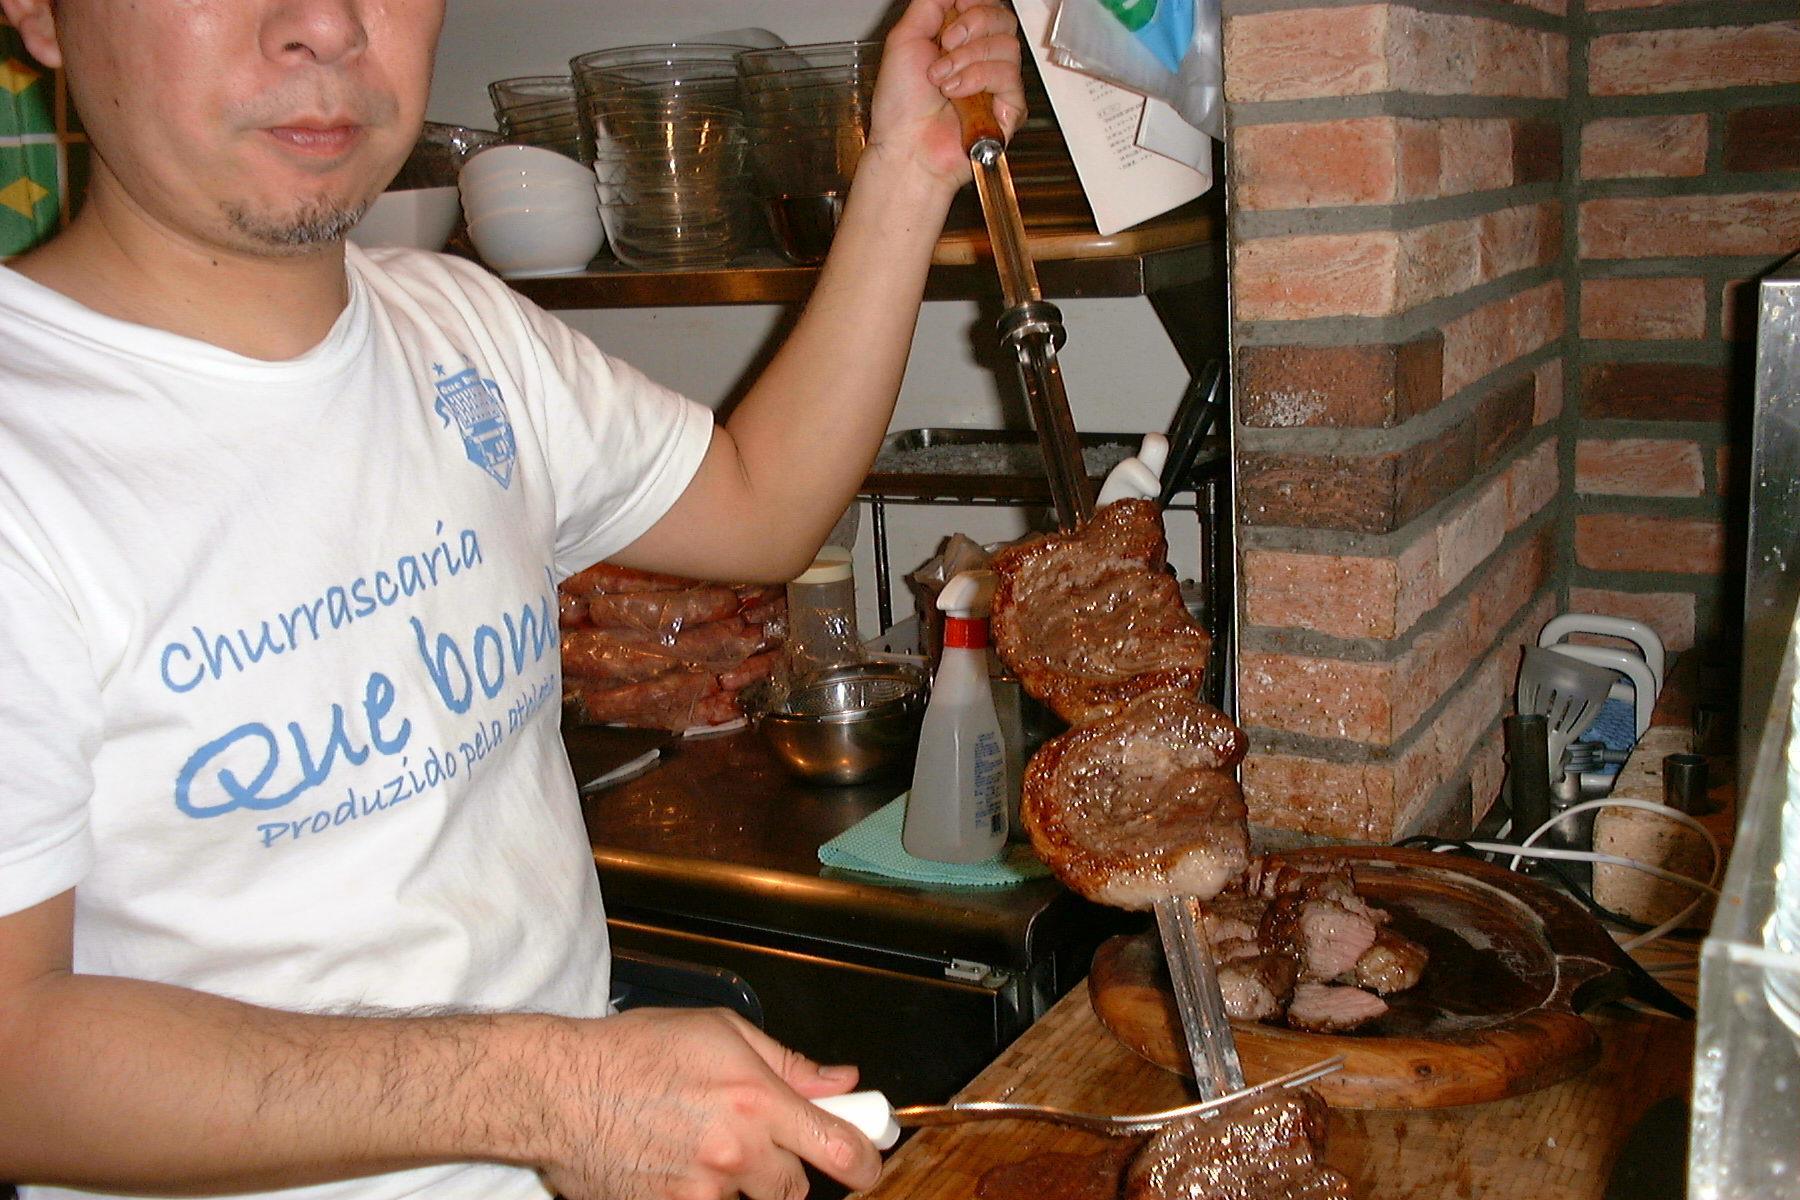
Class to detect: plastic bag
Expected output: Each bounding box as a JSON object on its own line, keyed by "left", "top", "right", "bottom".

{"left": 1049, "top": 0, "right": 1224, "bottom": 139}
{"left": 559, "top": 563, "right": 785, "bottom": 731}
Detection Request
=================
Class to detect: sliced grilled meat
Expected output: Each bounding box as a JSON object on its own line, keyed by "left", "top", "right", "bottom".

{"left": 1284, "top": 983, "right": 1389, "bottom": 1033}
{"left": 1217, "top": 951, "right": 1301, "bottom": 1023}
{"left": 1200, "top": 894, "right": 1268, "bottom": 948}
{"left": 1350, "top": 928, "right": 1429, "bottom": 995}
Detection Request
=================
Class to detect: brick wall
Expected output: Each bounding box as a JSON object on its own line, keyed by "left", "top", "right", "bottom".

{"left": 1223, "top": 1, "right": 1570, "bottom": 842}
{"left": 1572, "top": 1, "right": 1799, "bottom": 655}
{"left": 1222, "top": 0, "right": 1799, "bottom": 843}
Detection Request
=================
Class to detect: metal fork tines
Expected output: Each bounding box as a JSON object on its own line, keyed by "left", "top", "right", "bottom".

{"left": 890, "top": 1056, "right": 1345, "bottom": 1137}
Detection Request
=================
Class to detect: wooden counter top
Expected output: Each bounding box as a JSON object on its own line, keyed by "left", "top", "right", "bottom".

{"left": 855, "top": 985, "right": 1692, "bottom": 1199}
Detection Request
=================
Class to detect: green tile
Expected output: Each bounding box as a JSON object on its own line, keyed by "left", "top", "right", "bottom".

{"left": 0, "top": 26, "right": 54, "bottom": 138}
{"left": 0, "top": 138, "right": 60, "bottom": 256}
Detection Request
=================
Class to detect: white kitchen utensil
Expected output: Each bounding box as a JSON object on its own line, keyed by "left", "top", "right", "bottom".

{"left": 812, "top": 1055, "right": 1344, "bottom": 1147}
{"left": 1095, "top": 433, "right": 1169, "bottom": 506}
{"left": 1517, "top": 645, "right": 1618, "bottom": 781}
{"left": 1538, "top": 613, "right": 1665, "bottom": 693}
{"left": 1543, "top": 643, "right": 1658, "bottom": 738}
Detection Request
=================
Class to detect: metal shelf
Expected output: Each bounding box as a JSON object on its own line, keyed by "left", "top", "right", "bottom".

{"left": 512, "top": 209, "right": 1235, "bottom": 710}
{"left": 508, "top": 225, "right": 1223, "bottom": 310}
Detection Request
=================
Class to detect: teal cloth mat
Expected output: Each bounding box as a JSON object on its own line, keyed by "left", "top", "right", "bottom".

{"left": 818, "top": 795, "right": 1050, "bottom": 887}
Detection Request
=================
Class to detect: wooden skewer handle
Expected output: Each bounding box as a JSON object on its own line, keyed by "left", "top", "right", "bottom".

{"left": 939, "top": 6, "right": 1005, "bottom": 152}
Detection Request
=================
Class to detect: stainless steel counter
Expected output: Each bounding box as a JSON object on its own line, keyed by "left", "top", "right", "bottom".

{"left": 573, "top": 723, "right": 1131, "bottom": 1103}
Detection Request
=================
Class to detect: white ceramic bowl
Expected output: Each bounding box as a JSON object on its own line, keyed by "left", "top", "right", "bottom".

{"left": 458, "top": 172, "right": 597, "bottom": 216}
{"left": 346, "top": 186, "right": 461, "bottom": 251}
{"left": 459, "top": 185, "right": 599, "bottom": 238}
{"left": 466, "top": 203, "right": 605, "bottom": 278}
{"left": 459, "top": 143, "right": 595, "bottom": 189}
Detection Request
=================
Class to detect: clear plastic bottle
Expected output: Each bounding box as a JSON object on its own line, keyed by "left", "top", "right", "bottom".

{"left": 785, "top": 547, "right": 861, "bottom": 679}
{"left": 903, "top": 570, "right": 1008, "bottom": 863}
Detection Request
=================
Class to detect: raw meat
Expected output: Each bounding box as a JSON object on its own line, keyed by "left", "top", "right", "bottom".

{"left": 991, "top": 498, "right": 1213, "bottom": 725}
{"left": 558, "top": 562, "right": 787, "bottom": 730}
{"left": 562, "top": 561, "right": 692, "bottom": 596}
{"left": 689, "top": 690, "right": 745, "bottom": 729}
{"left": 718, "top": 649, "right": 782, "bottom": 692}
{"left": 558, "top": 590, "right": 590, "bottom": 630}
{"left": 567, "top": 670, "right": 717, "bottom": 730}
{"left": 560, "top": 630, "right": 681, "bottom": 685}
{"left": 1124, "top": 1090, "right": 1353, "bottom": 1200}
{"left": 1284, "top": 983, "right": 1389, "bottom": 1033}
{"left": 735, "top": 585, "right": 787, "bottom": 627}
{"left": 587, "top": 586, "right": 742, "bottom": 633}
{"left": 1021, "top": 692, "right": 1250, "bottom": 910}
{"left": 573, "top": 615, "right": 769, "bottom": 671}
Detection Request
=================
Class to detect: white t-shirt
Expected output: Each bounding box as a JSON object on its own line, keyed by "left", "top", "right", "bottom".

{"left": 0, "top": 245, "right": 712, "bottom": 1200}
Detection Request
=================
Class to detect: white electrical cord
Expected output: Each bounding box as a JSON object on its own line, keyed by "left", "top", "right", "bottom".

{"left": 1451, "top": 797, "right": 1722, "bottom": 952}
{"left": 1640, "top": 960, "right": 1700, "bottom": 975}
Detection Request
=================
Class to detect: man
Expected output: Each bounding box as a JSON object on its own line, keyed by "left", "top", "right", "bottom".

{"left": 0, "top": 2, "right": 1023, "bottom": 1199}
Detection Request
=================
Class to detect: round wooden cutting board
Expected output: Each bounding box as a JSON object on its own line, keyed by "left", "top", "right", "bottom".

{"left": 1087, "top": 846, "right": 1630, "bottom": 1109}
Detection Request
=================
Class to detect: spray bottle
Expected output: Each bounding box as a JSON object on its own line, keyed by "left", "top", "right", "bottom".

{"left": 903, "top": 569, "right": 1008, "bottom": 863}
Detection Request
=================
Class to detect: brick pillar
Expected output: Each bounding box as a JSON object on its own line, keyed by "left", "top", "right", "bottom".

{"left": 1221, "top": 2, "right": 1572, "bottom": 841}
{"left": 1573, "top": 4, "right": 1800, "bottom": 652}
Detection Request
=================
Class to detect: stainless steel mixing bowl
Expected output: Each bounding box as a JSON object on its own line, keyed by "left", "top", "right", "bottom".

{"left": 758, "top": 661, "right": 926, "bottom": 786}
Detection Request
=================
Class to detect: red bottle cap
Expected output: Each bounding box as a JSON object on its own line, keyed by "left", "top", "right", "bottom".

{"left": 942, "top": 614, "right": 990, "bottom": 650}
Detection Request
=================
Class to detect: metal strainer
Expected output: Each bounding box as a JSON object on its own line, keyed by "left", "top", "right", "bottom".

{"left": 759, "top": 661, "right": 927, "bottom": 785}
{"left": 784, "top": 672, "right": 917, "bottom": 718}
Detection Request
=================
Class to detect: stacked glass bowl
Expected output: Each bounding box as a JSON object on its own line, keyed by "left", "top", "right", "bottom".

{"left": 570, "top": 43, "right": 762, "bottom": 270}
{"left": 487, "top": 75, "right": 585, "bottom": 162}
{"left": 736, "top": 41, "right": 882, "bottom": 264}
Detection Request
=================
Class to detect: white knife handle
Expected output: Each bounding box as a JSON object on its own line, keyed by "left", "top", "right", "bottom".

{"left": 812, "top": 1090, "right": 901, "bottom": 1150}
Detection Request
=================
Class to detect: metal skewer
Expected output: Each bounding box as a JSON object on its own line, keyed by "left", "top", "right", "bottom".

{"left": 1154, "top": 894, "right": 1247, "bottom": 1099}
{"left": 938, "top": 18, "right": 1243, "bottom": 1101}
{"left": 941, "top": 21, "right": 1095, "bottom": 532}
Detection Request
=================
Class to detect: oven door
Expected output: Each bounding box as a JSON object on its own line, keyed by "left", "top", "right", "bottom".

{"left": 607, "top": 916, "right": 1044, "bottom": 1107}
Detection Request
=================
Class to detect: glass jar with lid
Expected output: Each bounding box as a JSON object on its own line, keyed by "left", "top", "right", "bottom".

{"left": 785, "top": 547, "right": 862, "bottom": 679}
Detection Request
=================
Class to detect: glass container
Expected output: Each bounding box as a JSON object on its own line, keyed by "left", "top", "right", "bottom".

{"left": 786, "top": 547, "right": 862, "bottom": 679}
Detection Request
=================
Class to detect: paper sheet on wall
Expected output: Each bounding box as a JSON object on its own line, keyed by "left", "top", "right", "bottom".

{"left": 1013, "top": 0, "right": 1212, "bottom": 236}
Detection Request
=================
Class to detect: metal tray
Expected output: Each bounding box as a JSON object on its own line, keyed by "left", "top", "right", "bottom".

{"left": 861, "top": 428, "right": 1225, "bottom": 505}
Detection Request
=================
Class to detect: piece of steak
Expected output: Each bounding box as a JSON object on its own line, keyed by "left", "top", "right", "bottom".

{"left": 1350, "top": 928, "right": 1429, "bottom": 995}
{"left": 1252, "top": 860, "right": 1383, "bottom": 984}
{"left": 1217, "top": 951, "right": 1301, "bottom": 1023}
{"left": 1200, "top": 895, "right": 1268, "bottom": 948}
{"left": 1022, "top": 692, "right": 1250, "bottom": 909}
{"left": 1284, "top": 983, "right": 1389, "bottom": 1033}
{"left": 1124, "top": 1090, "right": 1354, "bottom": 1200}
{"left": 1260, "top": 890, "right": 1380, "bottom": 984}
{"left": 991, "top": 499, "right": 1214, "bottom": 725}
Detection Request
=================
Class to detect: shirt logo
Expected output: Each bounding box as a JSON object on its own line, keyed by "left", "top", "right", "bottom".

{"left": 432, "top": 362, "right": 516, "bottom": 489}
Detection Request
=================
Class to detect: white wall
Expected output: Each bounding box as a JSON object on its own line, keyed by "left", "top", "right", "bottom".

{"left": 432, "top": 0, "right": 1197, "bottom": 635}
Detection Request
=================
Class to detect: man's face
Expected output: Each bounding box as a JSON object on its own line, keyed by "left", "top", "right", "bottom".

{"left": 49, "top": 0, "right": 444, "bottom": 256}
